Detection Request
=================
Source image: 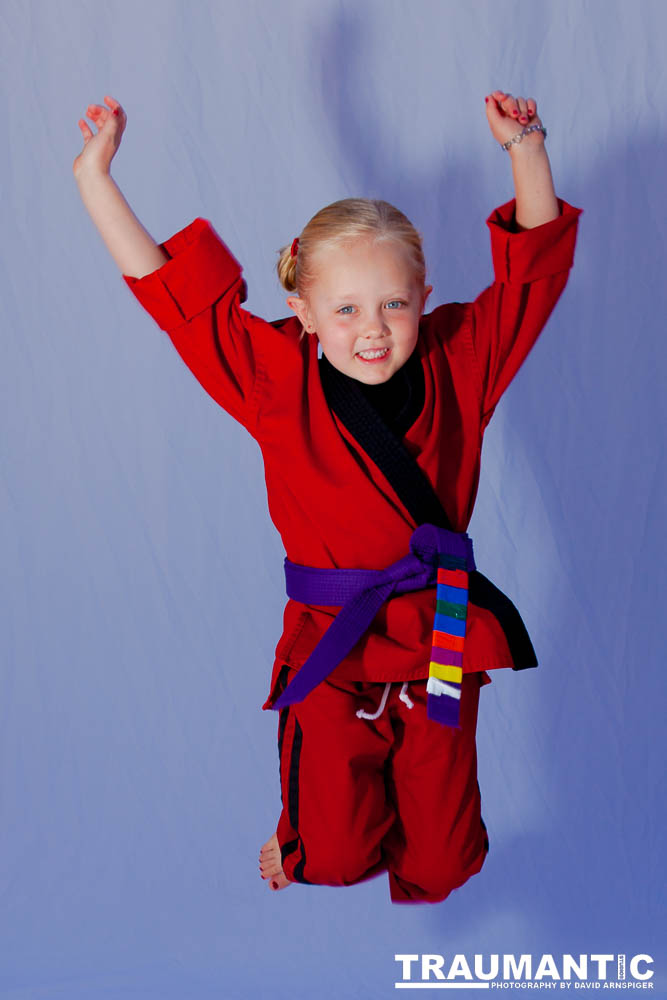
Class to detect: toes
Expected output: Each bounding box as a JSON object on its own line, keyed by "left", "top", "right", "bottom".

{"left": 259, "top": 842, "right": 279, "bottom": 856}
{"left": 259, "top": 833, "right": 286, "bottom": 885}
{"left": 260, "top": 833, "right": 280, "bottom": 854}
{"left": 258, "top": 831, "right": 290, "bottom": 888}
{"left": 259, "top": 861, "right": 282, "bottom": 879}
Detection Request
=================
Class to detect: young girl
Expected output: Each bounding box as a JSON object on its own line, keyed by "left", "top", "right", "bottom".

{"left": 74, "top": 91, "right": 582, "bottom": 905}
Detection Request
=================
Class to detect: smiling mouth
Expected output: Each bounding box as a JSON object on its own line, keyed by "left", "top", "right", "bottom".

{"left": 356, "top": 347, "right": 391, "bottom": 360}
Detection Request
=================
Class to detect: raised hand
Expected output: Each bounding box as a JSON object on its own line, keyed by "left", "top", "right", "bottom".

{"left": 484, "top": 91, "right": 545, "bottom": 150}
{"left": 73, "top": 95, "right": 126, "bottom": 179}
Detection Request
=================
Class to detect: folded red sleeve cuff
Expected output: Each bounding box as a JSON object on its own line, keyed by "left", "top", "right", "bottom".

{"left": 486, "top": 198, "right": 583, "bottom": 285}
{"left": 122, "top": 217, "right": 246, "bottom": 332}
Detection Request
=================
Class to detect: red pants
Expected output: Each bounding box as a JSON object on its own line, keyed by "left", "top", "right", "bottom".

{"left": 274, "top": 665, "right": 490, "bottom": 904}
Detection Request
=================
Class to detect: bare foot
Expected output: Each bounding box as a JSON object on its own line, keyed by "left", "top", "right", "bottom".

{"left": 259, "top": 832, "right": 291, "bottom": 891}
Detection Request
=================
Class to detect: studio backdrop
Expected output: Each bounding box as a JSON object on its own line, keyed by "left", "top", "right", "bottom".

{"left": 1, "top": 0, "right": 664, "bottom": 996}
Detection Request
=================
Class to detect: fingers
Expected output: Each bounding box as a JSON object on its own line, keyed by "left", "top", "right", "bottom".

{"left": 77, "top": 119, "right": 93, "bottom": 140}
{"left": 487, "top": 90, "right": 508, "bottom": 112}
{"left": 502, "top": 94, "right": 520, "bottom": 120}
{"left": 489, "top": 92, "right": 537, "bottom": 125}
{"left": 85, "top": 104, "right": 106, "bottom": 123}
{"left": 80, "top": 97, "right": 124, "bottom": 136}
{"left": 84, "top": 104, "right": 111, "bottom": 134}
{"left": 85, "top": 97, "right": 123, "bottom": 121}
{"left": 103, "top": 95, "right": 124, "bottom": 118}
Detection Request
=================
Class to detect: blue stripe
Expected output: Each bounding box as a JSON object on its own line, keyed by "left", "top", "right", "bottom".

{"left": 437, "top": 583, "right": 468, "bottom": 604}
{"left": 433, "top": 613, "right": 466, "bottom": 637}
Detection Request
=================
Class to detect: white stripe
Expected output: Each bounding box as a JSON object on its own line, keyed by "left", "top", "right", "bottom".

{"left": 426, "top": 677, "right": 461, "bottom": 700}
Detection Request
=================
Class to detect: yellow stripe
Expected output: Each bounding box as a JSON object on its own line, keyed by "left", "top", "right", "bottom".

{"left": 429, "top": 661, "right": 463, "bottom": 684}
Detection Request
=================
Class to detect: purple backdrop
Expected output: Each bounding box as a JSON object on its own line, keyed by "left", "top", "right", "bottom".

{"left": 1, "top": 0, "right": 664, "bottom": 995}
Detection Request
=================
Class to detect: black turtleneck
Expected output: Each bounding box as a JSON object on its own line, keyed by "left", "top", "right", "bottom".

{"left": 319, "top": 346, "right": 425, "bottom": 439}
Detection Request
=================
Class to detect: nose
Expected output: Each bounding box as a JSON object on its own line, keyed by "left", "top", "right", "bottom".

{"left": 362, "top": 307, "right": 389, "bottom": 338}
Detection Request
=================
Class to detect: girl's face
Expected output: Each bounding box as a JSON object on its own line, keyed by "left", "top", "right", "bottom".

{"left": 286, "top": 237, "right": 432, "bottom": 383}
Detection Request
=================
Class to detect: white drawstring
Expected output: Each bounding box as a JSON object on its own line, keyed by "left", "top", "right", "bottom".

{"left": 356, "top": 680, "right": 415, "bottom": 721}
{"left": 356, "top": 681, "right": 391, "bottom": 720}
{"left": 398, "top": 682, "right": 414, "bottom": 709}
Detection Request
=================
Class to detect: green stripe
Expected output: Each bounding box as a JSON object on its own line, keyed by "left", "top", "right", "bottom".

{"left": 436, "top": 599, "right": 467, "bottom": 619}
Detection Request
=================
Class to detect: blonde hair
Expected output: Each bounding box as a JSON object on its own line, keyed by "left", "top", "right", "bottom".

{"left": 276, "top": 197, "right": 427, "bottom": 299}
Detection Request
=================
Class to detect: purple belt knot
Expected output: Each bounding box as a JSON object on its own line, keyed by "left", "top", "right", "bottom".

{"left": 272, "top": 523, "right": 475, "bottom": 717}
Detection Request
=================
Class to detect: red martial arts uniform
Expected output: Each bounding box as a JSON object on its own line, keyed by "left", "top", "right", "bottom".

{"left": 122, "top": 197, "right": 582, "bottom": 902}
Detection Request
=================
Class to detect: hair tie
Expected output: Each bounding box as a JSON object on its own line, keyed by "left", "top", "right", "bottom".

{"left": 290, "top": 237, "right": 299, "bottom": 259}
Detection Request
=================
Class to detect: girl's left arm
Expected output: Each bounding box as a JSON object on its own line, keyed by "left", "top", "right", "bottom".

{"left": 485, "top": 90, "right": 559, "bottom": 229}
{"left": 508, "top": 142, "right": 559, "bottom": 230}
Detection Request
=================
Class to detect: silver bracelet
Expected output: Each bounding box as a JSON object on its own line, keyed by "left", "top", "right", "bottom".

{"left": 501, "top": 124, "right": 547, "bottom": 151}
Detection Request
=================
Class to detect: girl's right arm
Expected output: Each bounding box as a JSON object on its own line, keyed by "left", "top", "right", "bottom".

{"left": 73, "top": 94, "right": 285, "bottom": 439}
{"left": 73, "top": 95, "right": 168, "bottom": 278}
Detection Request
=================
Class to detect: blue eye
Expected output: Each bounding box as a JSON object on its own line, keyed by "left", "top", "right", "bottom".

{"left": 386, "top": 300, "right": 406, "bottom": 309}
{"left": 338, "top": 306, "right": 355, "bottom": 315}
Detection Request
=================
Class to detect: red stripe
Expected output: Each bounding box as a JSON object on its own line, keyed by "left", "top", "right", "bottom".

{"left": 432, "top": 630, "right": 466, "bottom": 652}
{"left": 437, "top": 567, "right": 469, "bottom": 587}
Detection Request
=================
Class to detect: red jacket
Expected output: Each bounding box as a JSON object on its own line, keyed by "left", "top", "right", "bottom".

{"left": 122, "top": 197, "right": 582, "bottom": 708}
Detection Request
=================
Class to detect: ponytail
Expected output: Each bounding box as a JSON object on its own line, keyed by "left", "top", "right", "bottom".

{"left": 276, "top": 243, "right": 298, "bottom": 292}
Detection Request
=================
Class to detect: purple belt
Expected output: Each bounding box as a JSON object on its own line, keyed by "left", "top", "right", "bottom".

{"left": 272, "top": 523, "right": 476, "bottom": 729}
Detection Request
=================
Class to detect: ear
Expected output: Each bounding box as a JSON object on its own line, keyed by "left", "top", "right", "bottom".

{"left": 286, "top": 295, "right": 315, "bottom": 334}
{"left": 421, "top": 285, "right": 434, "bottom": 312}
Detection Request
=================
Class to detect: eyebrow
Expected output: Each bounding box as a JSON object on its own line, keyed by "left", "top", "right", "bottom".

{"left": 329, "top": 291, "right": 413, "bottom": 302}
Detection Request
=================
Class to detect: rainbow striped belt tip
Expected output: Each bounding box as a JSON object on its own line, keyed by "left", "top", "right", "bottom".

{"left": 426, "top": 558, "right": 470, "bottom": 730}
